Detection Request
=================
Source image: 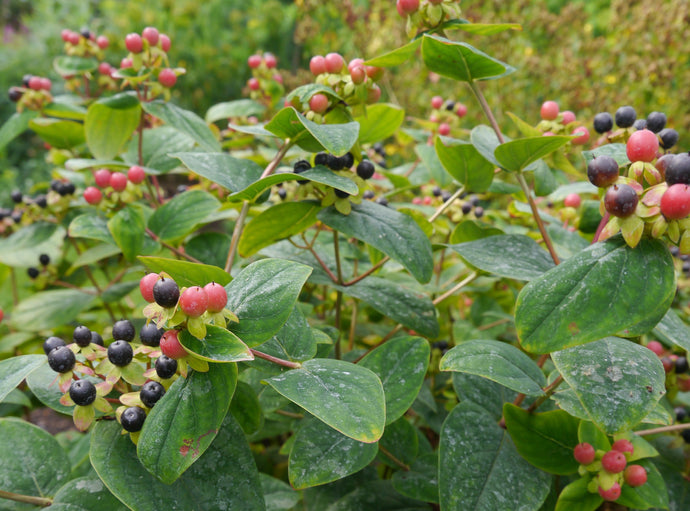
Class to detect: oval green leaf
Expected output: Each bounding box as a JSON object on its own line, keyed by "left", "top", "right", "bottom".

{"left": 391, "top": 453, "right": 439, "bottom": 504}
{"left": 51, "top": 476, "right": 128, "bottom": 510}
{"left": 142, "top": 100, "right": 220, "bottom": 152}
{"left": 53, "top": 55, "right": 98, "bottom": 75}
{"left": 147, "top": 190, "right": 220, "bottom": 243}
{"left": 179, "top": 326, "right": 253, "bottom": 362}
{"left": 365, "top": 39, "right": 422, "bottom": 67}
{"left": 29, "top": 117, "right": 85, "bottom": 149}
{"left": 108, "top": 205, "right": 146, "bottom": 261}
{"left": 355, "top": 103, "right": 405, "bottom": 145}
{"left": 85, "top": 92, "right": 141, "bottom": 160}
{"left": 0, "top": 222, "right": 65, "bottom": 267}
{"left": 126, "top": 126, "right": 196, "bottom": 173}
{"left": 435, "top": 136, "right": 495, "bottom": 191}
{"left": 653, "top": 308, "right": 690, "bottom": 352}
{"left": 173, "top": 152, "right": 263, "bottom": 192}
{"left": 68, "top": 214, "right": 115, "bottom": 244}
{"left": 10, "top": 289, "right": 96, "bottom": 332}
{"left": 516, "top": 236, "right": 675, "bottom": 354}
{"left": 205, "top": 99, "right": 266, "bottom": 123}
{"left": 0, "top": 355, "right": 46, "bottom": 403}
{"left": 554, "top": 478, "right": 603, "bottom": 511}
{"left": 494, "top": 136, "right": 573, "bottom": 172}
{"left": 0, "top": 110, "right": 37, "bottom": 152}
{"left": 138, "top": 256, "right": 231, "bottom": 287}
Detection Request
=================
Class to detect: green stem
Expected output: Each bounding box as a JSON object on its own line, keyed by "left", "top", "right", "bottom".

{"left": 379, "top": 445, "right": 410, "bottom": 471}
{"left": 250, "top": 348, "right": 301, "bottom": 369}
{"left": 636, "top": 423, "right": 690, "bottom": 436}
{"left": 0, "top": 490, "right": 51, "bottom": 507}
{"left": 145, "top": 227, "right": 203, "bottom": 264}
{"left": 432, "top": 271, "right": 478, "bottom": 306}
{"left": 429, "top": 186, "right": 464, "bottom": 222}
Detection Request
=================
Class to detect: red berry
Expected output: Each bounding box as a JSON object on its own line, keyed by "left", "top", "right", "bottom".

{"left": 96, "top": 35, "right": 109, "bottom": 49}
{"left": 604, "top": 184, "right": 638, "bottom": 218}
{"left": 431, "top": 96, "right": 443, "bottom": 109}
{"left": 127, "top": 165, "right": 146, "bottom": 184}
{"left": 125, "top": 33, "right": 143, "bottom": 53}
{"left": 587, "top": 155, "right": 619, "bottom": 188}
{"left": 412, "top": 197, "right": 422, "bottom": 205}
{"left": 120, "top": 58, "right": 133, "bottom": 69}
{"left": 598, "top": 482, "right": 621, "bottom": 502}
{"left": 366, "top": 66, "right": 384, "bottom": 81}
{"left": 61, "top": 29, "right": 72, "bottom": 42}
{"left": 94, "top": 168, "right": 111, "bottom": 188}
{"left": 646, "top": 340, "right": 664, "bottom": 356}
{"left": 309, "top": 93, "right": 329, "bottom": 114}
{"left": 438, "top": 123, "right": 451, "bottom": 136}
{"left": 204, "top": 282, "right": 228, "bottom": 312}
{"left": 264, "top": 53, "right": 277, "bottom": 68}
{"left": 324, "top": 52, "right": 344, "bottom": 74}
{"left": 396, "top": 0, "right": 420, "bottom": 16}
{"left": 28, "top": 76, "right": 43, "bottom": 91}
{"left": 158, "top": 68, "right": 177, "bottom": 88}
{"left": 367, "top": 84, "right": 381, "bottom": 104}
{"left": 68, "top": 31, "right": 80, "bottom": 45}
{"left": 611, "top": 439, "right": 634, "bottom": 455}
{"left": 179, "top": 286, "right": 209, "bottom": 318}
{"left": 540, "top": 100, "right": 559, "bottom": 121}
{"left": 571, "top": 127, "right": 590, "bottom": 145}
{"left": 139, "top": 273, "right": 160, "bottom": 303}
{"left": 0, "top": 307, "right": 3, "bottom": 323}
{"left": 564, "top": 193, "right": 581, "bottom": 208}
{"left": 627, "top": 129, "right": 659, "bottom": 163}
{"left": 624, "top": 465, "right": 647, "bottom": 487}
{"left": 601, "top": 450, "right": 627, "bottom": 473}
{"left": 159, "top": 33, "right": 171, "bottom": 52}
{"left": 109, "top": 172, "right": 128, "bottom": 192}
{"left": 561, "top": 110, "right": 576, "bottom": 124}
{"left": 141, "top": 26, "right": 159, "bottom": 46}
{"left": 309, "top": 55, "right": 327, "bottom": 76}
{"left": 98, "top": 62, "right": 112, "bottom": 75}
{"left": 348, "top": 58, "right": 365, "bottom": 73}
{"left": 160, "top": 330, "right": 187, "bottom": 359}
{"left": 83, "top": 186, "right": 102, "bottom": 205}
{"left": 350, "top": 66, "right": 366, "bottom": 85}
{"left": 248, "top": 77, "right": 260, "bottom": 91}
{"left": 456, "top": 103, "right": 468, "bottom": 117}
{"left": 273, "top": 73, "right": 283, "bottom": 84}
{"left": 661, "top": 184, "right": 690, "bottom": 220}
{"left": 248, "top": 55, "right": 262, "bottom": 69}
{"left": 40, "top": 78, "right": 52, "bottom": 91}
{"left": 573, "top": 443, "right": 596, "bottom": 465}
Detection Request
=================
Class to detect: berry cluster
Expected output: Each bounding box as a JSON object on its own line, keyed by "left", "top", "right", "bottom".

{"left": 429, "top": 95, "right": 468, "bottom": 137}
{"left": 593, "top": 106, "right": 678, "bottom": 150}
{"left": 396, "top": 0, "right": 463, "bottom": 38}
{"left": 83, "top": 166, "right": 147, "bottom": 206}
{"left": 246, "top": 52, "right": 284, "bottom": 111}
{"left": 7, "top": 74, "right": 53, "bottom": 112}
{"left": 538, "top": 100, "right": 590, "bottom": 145}
{"left": 0, "top": 180, "right": 75, "bottom": 236}
{"left": 61, "top": 28, "right": 109, "bottom": 58}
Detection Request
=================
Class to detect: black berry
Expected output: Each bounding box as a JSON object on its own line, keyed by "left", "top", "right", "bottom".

{"left": 153, "top": 277, "right": 180, "bottom": 308}
{"left": 39, "top": 254, "right": 50, "bottom": 266}
{"left": 676, "top": 356, "right": 689, "bottom": 374}
{"left": 632, "top": 119, "right": 647, "bottom": 131}
{"left": 27, "top": 267, "right": 39, "bottom": 279}
{"left": 615, "top": 106, "right": 636, "bottom": 128}
{"left": 73, "top": 325, "right": 92, "bottom": 347}
{"left": 445, "top": 100, "right": 455, "bottom": 111}
{"left": 120, "top": 406, "right": 146, "bottom": 432}
{"left": 376, "top": 196, "right": 388, "bottom": 206}
{"left": 646, "top": 112, "right": 667, "bottom": 133}
{"left": 293, "top": 160, "right": 311, "bottom": 185}
{"left": 43, "top": 336, "right": 66, "bottom": 355}
{"left": 0, "top": 208, "right": 10, "bottom": 220}
{"left": 140, "top": 381, "right": 166, "bottom": 408}
{"left": 373, "top": 142, "right": 385, "bottom": 156}
{"left": 362, "top": 190, "right": 375, "bottom": 199}
{"left": 587, "top": 155, "right": 620, "bottom": 188}
{"left": 461, "top": 203, "right": 472, "bottom": 214}
{"left": 314, "top": 152, "right": 329, "bottom": 166}
{"left": 139, "top": 323, "right": 164, "bottom": 347}
{"left": 682, "top": 429, "right": 690, "bottom": 444}
{"left": 327, "top": 154, "right": 345, "bottom": 170}
{"left": 80, "top": 28, "right": 91, "bottom": 39}
{"left": 11, "top": 211, "right": 22, "bottom": 224}
{"left": 22, "top": 74, "right": 32, "bottom": 87}
{"left": 356, "top": 160, "right": 375, "bottom": 180}
{"left": 474, "top": 206, "right": 484, "bottom": 218}
{"left": 90, "top": 331, "right": 104, "bottom": 346}
{"left": 604, "top": 184, "right": 638, "bottom": 218}
{"left": 432, "top": 186, "right": 442, "bottom": 197}
{"left": 48, "top": 346, "right": 76, "bottom": 373}
{"left": 155, "top": 355, "right": 178, "bottom": 379}
{"left": 593, "top": 112, "right": 613, "bottom": 133}
{"left": 278, "top": 188, "right": 287, "bottom": 200}
{"left": 10, "top": 190, "right": 23, "bottom": 203}
{"left": 339, "top": 152, "right": 354, "bottom": 169}
{"left": 108, "top": 340, "right": 133, "bottom": 367}
{"left": 176, "top": 185, "right": 188, "bottom": 195}
{"left": 441, "top": 190, "right": 451, "bottom": 201}
{"left": 675, "top": 406, "right": 688, "bottom": 422}
{"left": 112, "top": 319, "right": 135, "bottom": 342}
{"left": 659, "top": 128, "right": 679, "bottom": 149}
{"left": 34, "top": 195, "right": 47, "bottom": 208}
{"left": 665, "top": 153, "right": 690, "bottom": 186}
{"left": 69, "top": 379, "right": 97, "bottom": 406}
{"left": 334, "top": 188, "right": 350, "bottom": 198}
{"left": 8, "top": 87, "right": 22, "bottom": 102}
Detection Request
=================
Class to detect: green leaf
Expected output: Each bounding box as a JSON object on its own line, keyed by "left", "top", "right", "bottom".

{"left": 53, "top": 55, "right": 98, "bottom": 75}
{"left": 316, "top": 479, "right": 431, "bottom": 510}
{"left": 318, "top": 201, "right": 433, "bottom": 283}
{"left": 254, "top": 306, "right": 317, "bottom": 366}
{"left": 355, "top": 103, "right": 405, "bottom": 144}
{"left": 421, "top": 34, "right": 515, "bottom": 82}
{"left": 0, "top": 418, "right": 70, "bottom": 503}
{"left": 29, "top": 117, "right": 85, "bottom": 149}
{"left": 434, "top": 136, "right": 494, "bottom": 191}
{"left": 10, "top": 289, "right": 95, "bottom": 332}
{"left": 173, "top": 152, "right": 263, "bottom": 192}
{"left": 450, "top": 220, "right": 503, "bottom": 244}
{"left": 359, "top": 336, "right": 430, "bottom": 424}
{"left": 494, "top": 136, "right": 573, "bottom": 172}
{"left": 260, "top": 473, "right": 301, "bottom": 510}
{"left": 265, "top": 107, "right": 359, "bottom": 155}
{"left": 439, "top": 402, "right": 551, "bottom": 510}
{"left": 127, "top": 126, "right": 196, "bottom": 173}
{"left": 228, "top": 167, "right": 357, "bottom": 202}
{"left": 138, "top": 256, "right": 231, "bottom": 287}
{"left": 91, "top": 415, "right": 265, "bottom": 511}
{"left": 225, "top": 258, "right": 312, "bottom": 346}
{"left": 582, "top": 143, "right": 629, "bottom": 167}
{"left": 440, "top": 19, "right": 522, "bottom": 35}
{"left": 503, "top": 404, "right": 580, "bottom": 475}
{"left": 653, "top": 308, "right": 690, "bottom": 352}
{"left": 391, "top": 453, "right": 439, "bottom": 504}
{"left": 554, "top": 477, "right": 602, "bottom": 511}
{"left": 230, "top": 382, "right": 263, "bottom": 435}
{"left": 516, "top": 237, "right": 676, "bottom": 354}
{"left": 184, "top": 232, "right": 231, "bottom": 268}
{"left": 265, "top": 358, "right": 385, "bottom": 443}
{"left": 205, "top": 99, "right": 266, "bottom": 123}
{"left": 0, "top": 355, "right": 45, "bottom": 403}
{"left": 336, "top": 277, "right": 439, "bottom": 338}
{"left": 470, "top": 124, "right": 503, "bottom": 168}
{"left": 108, "top": 205, "right": 145, "bottom": 261}
{"left": 441, "top": 340, "right": 546, "bottom": 396}
{"left": 288, "top": 418, "right": 378, "bottom": 489}
{"left": 552, "top": 337, "right": 666, "bottom": 434}
{"left": 617, "top": 459, "right": 668, "bottom": 509}
{"left": 85, "top": 92, "right": 141, "bottom": 159}
{"left": 286, "top": 84, "right": 343, "bottom": 104}
{"left": 377, "top": 417, "right": 418, "bottom": 468}
{"left": 43, "top": 100, "right": 87, "bottom": 121}
{"left": 51, "top": 476, "right": 128, "bottom": 510}
{"left": 179, "top": 326, "right": 253, "bottom": 362}
{"left": 239, "top": 201, "right": 321, "bottom": 257}
{"left": 142, "top": 100, "right": 221, "bottom": 152}
{"left": 0, "top": 110, "right": 38, "bottom": 152}
{"left": 416, "top": 143, "right": 452, "bottom": 186}
{"left": 0, "top": 222, "right": 65, "bottom": 267}
{"left": 68, "top": 214, "right": 115, "bottom": 243}
{"left": 137, "top": 363, "right": 237, "bottom": 484}
{"left": 447, "top": 234, "right": 555, "bottom": 281}
{"left": 69, "top": 243, "right": 121, "bottom": 272}
{"left": 148, "top": 190, "right": 220, "bottom": 243}
{"left": 452, "top": 373, "right": 518, "bottom": 420}
{"left": 364, "top": 39, "right": 422, "bottom": 67}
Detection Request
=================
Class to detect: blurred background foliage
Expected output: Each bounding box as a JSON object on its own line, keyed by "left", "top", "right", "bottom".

{"left": 2, "top": 0, "right": 690, "bottom": 203}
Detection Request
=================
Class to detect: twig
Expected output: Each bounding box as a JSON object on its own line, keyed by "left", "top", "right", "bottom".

{"left": 250, "top": 349, "right": 301, "bottom": 369}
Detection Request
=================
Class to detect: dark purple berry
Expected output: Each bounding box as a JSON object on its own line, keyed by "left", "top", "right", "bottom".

{"left": 441, "top": 190, "right": 451, "bottom": 201}
{"left": 445, "top": 100, "right": 455, "bottom": 111}
{"left": 108, "top": 340, "right": 133, "bottom": 367}
{"left": 633, "top": 119, "right": 647, "bottom": 131}
{"left": 659, "top": 128, "right": 679, "bottom": 149}
{"left": 376, "top": 196, "right": 388, "bottom": 207}
{"left": 461, "top": 203, "right": 472, "bottom": 214}
{"left": 48, "top": 346, "right": 76, "bottom": 373}
{"left": 356, "top": 160, "right": 375, "bottom": 180}
{"left": 587, "top": 155, "right": 620, "bottom": 188}
{"left": 327, "top": 154, "right": 345, "bottom": 170}
{"left": 73, "top": 325, "right": 92, "bottom": 347}
{"left": 676, "top": 356, "right": 689, "bottom": 374}
{"left": 615, "top": 106, "right": 636, "bottom": 128}
{"left": 8, "top": 87, "right": 22, "bottom": 102}
{"left": 683, "top": 429, "right": 690, "bottom": 444}
{"left": 675, "top": 406, "right": 688, "bottom": 422}
{"left": 34, "top": 195, "right": 47, "bottom": 208}
{"left": 314, "top": 152, "right": 329, "bottom": 166}
{"left": 80, "top": 28, "right": 91, "bottom": 39}
{"left": 10, "top": 190, "right": 23, "bottom": 203}
{"left": 646, "top": 112, "right": 666, "bottom": 133}
{"left": 155, "top": 355, "right": 178, "bottom": 379}
{"left": 593, "top": 112, "right": 613, "bottom": 134}
{"left": 363, "top": 190, "right": 375, "bottom": 199}
{"left": 604, "top": 184, "right": 638, "bottom": 218}
{"left": 339, "top": 152, "right": 354, "bottom": 169}
{"left": 90, "top": 331, "right": 104, "bottom": 346}
{"left": 69, "top": 379, "right": 96, "bottom": 406}
{"left": 140, "top": 381, "right": 166, "bottom": 408}
{"left": 120, "top": 406, "right": 146, "bottom": 432}
{"left": 22, "top": 74, "right": 32, "bottom": 87}
{"left": 139, "top": 323, "right": 164, "bottom": 347}
{"left": 665, "top": 153, "right": 690, "bottom": 186}
{"left": 153, "top": 277, "right": 180, "bottom": 308}
{"left": 432, "top": 186, "right": 442, "bottom": 197}
{"left": 11, "top": 211, "right": 22, "bottom": 224}
{"left": 334, "top": 188, "right": 350, "bottom": 199}
{"left": 474, "top": 206, "right": 484, "bottom": 218}
{"left": 278, "top": 188, "right": 287, "bottom": 200}
{"left": 39, "top": 254, "right": 50, "bottom": 266}
{"left": 43, "top": 336, "right": 66, "bottom": 355}
{"left": 112, "top": 319, "right": 135, "bottom": 342}
{"left": 293, "top": 160, "right": 311, "bottom": 185}
{"left": 27, "top": 267, "right": 39, "bottom": 279}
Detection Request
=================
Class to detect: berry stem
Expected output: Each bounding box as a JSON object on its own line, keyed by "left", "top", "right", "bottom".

{"left": 342, "top": 256, "right": 390, "bottom": 286}
{"left": 592, "top": 212, "right": 610, "bottom": 243}
{"left": 0, "top": 490, "right": 52, "bottom": 507}
{"left": 432, "top": 271, "right": 479, "bottom": 305}
{"left": 526, "top": 375, "right": 564, "bottom": 413}
{"left": 429, "top": 186, "right": 465, "bottom": 222}
{"left": 250, "top": 349, "right": 301, "bottom": 369}
{"left": 379, "top": 444, "right": 410, "bottom": 471}
{"left": 145, "top": 227, "right": 203, "bottom": 264}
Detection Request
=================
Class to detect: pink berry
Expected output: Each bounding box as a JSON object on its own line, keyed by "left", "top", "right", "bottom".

{"left": 61, "top": 29, "right": 72, "bottom": 42}
{"left": 396, "top": 0, "right": 420, "bottom": 16}
{"left": 627, "top": 129, "right": 659, "bottom": 163}
{"left": 456, "top": 103, "right": 468, "bottom": 117}
{"left": 601, "top": 450, "right": 627, "bottom": 474}
{"left": 127, "top": 165, "right": 146, "bottom": 184}
{"left": 624, "top": 465, "right": 647, "bottom": 487}
{"left": 309, "top": 93, "right": 329, "bottom": 114}
{"left": 273, "top": 73, "right": 283, "bottom": 84}
{"left": 423, "top": 196, "right": 432, "bottom": 205}
{"left": 139, "top": 273, "right": 160, "bottom": 303}
{"left": 348, "top": 58, "right": 365, "bottom": 73}
{"left": 540, "top": 100, "right": 559, "bottom": 121}
{"left": 431, "top": 96, "right": 443, "bottom": 109}
{"left": 109, "top": 172, "right": 128, "bottom": 192}
{"left": 571, "top": 127, "right": 590, "bottom": 145}
{"left": 543, "top": 131, "right": 556, "bottom": 136}
{"left": 309, "top": 55, "right": 327, "bottom": 76}
{"left": 611, "top": 439, "right": 634, "bottom": 455}
{"left": 98, "top": 62, "right": 113, "bottom": 75}
{"left": 179, "top": 286, "right": 209, "bottom": 318}
{"left": 158, "top": 68, "right": 177, "bottom": 88}
{"left": 159, "top": 34, "right": 171, "bottom": 52}
{"left": 264, "top": 53, "right": 277, "bottom": 69}
{"left": 350, "top": 66, "right": 367, "bottom": 84}
{"left": 68, "top": 31, "right": 80, "bottom": 45}
{"left": 573, "top": 443, "right": 596, "bottom": 465}
{"left": 28, "top": 76, "right": 43, "bottom": 91}
{"left": 40, "top": 78, "right": 52, "bottom": 91}
{"left": 96, "top": 35, "right": 109, "bottom": 49}
{"left": 160, "top": 330, "right": 187, "bottom": 359}
{"left": 412, "top": 197, "right": 422, "bottom": 205}
{"left": 120, "top": 58, "right": 133, "bottom": 69}
{"left": 646, "top": 340, "right": 664, "bottom": 356}
{"left": 366, "top": 66, "right": 384, "bottom": 81}
{"left": 660, "top": 184, "right": 690, "bottom": 220}
{"left": 324, "top": 52, "right": 344, "bottom": 74}
{"left": 438, "top": 123, "right": 451, "bottom": 136}
{"left": 598, "top": 482, "right": 621, "bottom": 502}
{"left": 125, "top": 33, "right": 143, "bottom": 53}
{"left": 248, "top": 77, "right": 260, "bottom": 91}
{"left": 248, "top": 55, "right": 262, "bottom": 69}
{"left": 0, "top": 307, "right": 3, "bottom": 323}
{"left": 561, "top": 110, "right": 576, "bottom": 124}
{"left": 141, "top": 26, "right": 159, "bottom": 46}
{"left": 367, "top": 84, "right": 381, "bottom": 104}
{"left": 564, "top": 193, "right": 581, "bottom": 208}
{"left": 94, "top": 168, "right": 112, "bottom": 188}
{"left": 83, "top": 186, "right": 102, "bottom": 205}
{"left": 204, "top": 282, "right": 228, "bottom": 312}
